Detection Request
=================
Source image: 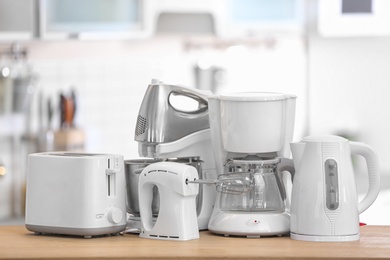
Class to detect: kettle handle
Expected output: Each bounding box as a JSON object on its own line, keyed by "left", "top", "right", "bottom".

{"left": 350, "top": 141, "right": 381, "bottom": 214}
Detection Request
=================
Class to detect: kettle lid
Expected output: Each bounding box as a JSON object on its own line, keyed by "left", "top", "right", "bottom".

{"left": 302, "top": 135, "right": 348, "bottom": 143}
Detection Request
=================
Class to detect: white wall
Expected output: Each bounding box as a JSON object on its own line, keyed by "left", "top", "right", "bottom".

{"left": 3, "top": 33, "right": 390, "bottom": 224}
{"left": 11, "top": 36, "right": 307, "bottom": 159}
{"left": 309, "top": 36, "right": 390, "bottom": 172}
{"left": 24, "top": 38, "right": 195, "bottom": 159}
{"left": 0, "top": 35, "right": 306, "bottom": 222}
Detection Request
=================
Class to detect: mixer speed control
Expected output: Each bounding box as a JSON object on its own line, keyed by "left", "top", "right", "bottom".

{"left": 107, "top": 207, "right": 123, "bottom": 224}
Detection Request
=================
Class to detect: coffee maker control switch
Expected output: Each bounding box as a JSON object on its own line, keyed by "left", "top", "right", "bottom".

{"left": 107, "top": 207, "right": 123, "bottom": 224}
{"left": 247, "top": 219, "right": 261, "bottom": 226}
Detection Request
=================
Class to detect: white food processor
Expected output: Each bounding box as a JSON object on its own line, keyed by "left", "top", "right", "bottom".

{"left": 207, "top": 92, "right": 296, "bottom": 237}
{"left": 138, "top": 162, "right": 200, "bottom": 241}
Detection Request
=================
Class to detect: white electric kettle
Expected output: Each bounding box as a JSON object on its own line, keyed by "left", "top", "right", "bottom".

{"left": 290, "top": 135, "right": 380, "bottom": 242}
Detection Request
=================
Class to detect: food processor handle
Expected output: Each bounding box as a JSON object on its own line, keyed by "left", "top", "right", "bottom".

{"left": 138, "top": 183, "right": 155, "bottom": 232}
{"left": 350, "top": 141, "right": 381, "bottom": 214}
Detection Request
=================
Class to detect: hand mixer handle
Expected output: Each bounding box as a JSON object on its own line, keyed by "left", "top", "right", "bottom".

{"left": 350, "top": 141, "right": 381, "bottom": 214}
{"left": 167, "top": 85, "right": 210, "bottom": 115}
{"left": 136, "top": 80, "right": 212, "bottom": 146}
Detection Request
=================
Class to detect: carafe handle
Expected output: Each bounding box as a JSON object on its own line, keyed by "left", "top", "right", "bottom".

{"left": 276, "top": 158, "right": 295, "bottom": 206}
{"left": 350, "top": 141, "right": 381, "bottom": 214}
{"left": 277, "top": 158, "right": 295, "bottom": 180}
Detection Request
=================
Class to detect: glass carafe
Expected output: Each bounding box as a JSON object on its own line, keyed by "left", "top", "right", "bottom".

{"left": 219, "top": 158, "right": 286, "bottom": 213}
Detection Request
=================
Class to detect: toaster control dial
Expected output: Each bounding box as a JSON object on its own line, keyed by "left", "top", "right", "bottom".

{"left": 107, "top": 207, "right": 123, "bottom": 224}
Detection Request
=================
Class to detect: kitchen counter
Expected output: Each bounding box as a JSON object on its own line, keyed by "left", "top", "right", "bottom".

{"left": 1, "top": 226, "right": 390, "bottom": 259}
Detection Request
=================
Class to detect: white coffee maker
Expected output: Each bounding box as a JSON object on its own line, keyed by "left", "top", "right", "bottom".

{"left": 207, "top": 92, "right": 296, "bottom": 237}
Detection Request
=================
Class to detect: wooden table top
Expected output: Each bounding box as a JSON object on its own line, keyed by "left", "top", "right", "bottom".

{"left": 1, "top": 225, "right": 390, "bottom": 259}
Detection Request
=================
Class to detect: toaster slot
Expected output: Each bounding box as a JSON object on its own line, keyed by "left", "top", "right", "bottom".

{"left": 107, "top": 174, "right": 116, "bottom": 197}
{"left": 107, "top": 158, "right": 117, "bottom": 197}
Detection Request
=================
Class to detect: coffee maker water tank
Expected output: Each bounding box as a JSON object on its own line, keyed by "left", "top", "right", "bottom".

{"left": 208, "top": 92, "right": 296, "bottom": 175}
{"left": 218, "top": 92, "right": 296, "bottom": 154}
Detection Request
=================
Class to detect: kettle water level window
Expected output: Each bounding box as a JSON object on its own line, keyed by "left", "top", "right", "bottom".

{"left": 325, "top": 159, "right": 339, "bottom": 211}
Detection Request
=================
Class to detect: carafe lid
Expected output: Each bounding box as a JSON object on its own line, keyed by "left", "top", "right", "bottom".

{"left": 218, "top": 92, "right": 296, "bottom": 102}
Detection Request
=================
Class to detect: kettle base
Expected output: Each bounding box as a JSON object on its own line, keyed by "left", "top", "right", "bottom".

{"left": 290, "top": 232, "right": 360, "bottom": 242}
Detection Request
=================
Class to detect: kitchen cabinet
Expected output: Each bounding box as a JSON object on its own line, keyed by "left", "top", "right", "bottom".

{"left": 1, "top": 225, "right": 390, "bottom": 259}
{"left": 41, "top": 0, "right": 222, "bottom": 38}
{"left": 0, "top": 0, "right": 36, "bottom": 41}
{"left": 39, "top": 0, "right": 151, "bottom": 40}
{"left": 0, "top": 0, "right": 151, "bottom": 41}
{"left": 0, "top": 0, "right": 306, "bottom": 41}
{"left": 151, "top": 0, "right": 305, "bottom": 37}
{"left": 219, "top": 0, "right": 305, "bottom": 37}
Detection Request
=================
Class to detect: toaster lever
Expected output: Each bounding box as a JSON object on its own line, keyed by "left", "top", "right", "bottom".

{"left": 106, "top": 169, "right": 118, "bottom": 175}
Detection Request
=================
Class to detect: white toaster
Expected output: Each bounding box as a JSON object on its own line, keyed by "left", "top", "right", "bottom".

{"left": 25, "top": 152, "right": 127, "bottom": 238}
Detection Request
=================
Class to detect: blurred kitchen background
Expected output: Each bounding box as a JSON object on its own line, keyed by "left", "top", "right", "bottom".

{"left": 1, "top": 0, "right": 389, "bottom": 225}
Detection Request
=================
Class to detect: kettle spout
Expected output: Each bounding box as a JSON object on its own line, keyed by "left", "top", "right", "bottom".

{"left": 290, "top": 142, "right": 306, "bottom": 168}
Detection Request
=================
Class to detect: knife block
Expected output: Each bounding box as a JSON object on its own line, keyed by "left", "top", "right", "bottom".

{"left": 54, "top": 128, "right": 85, "bottom": 151}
